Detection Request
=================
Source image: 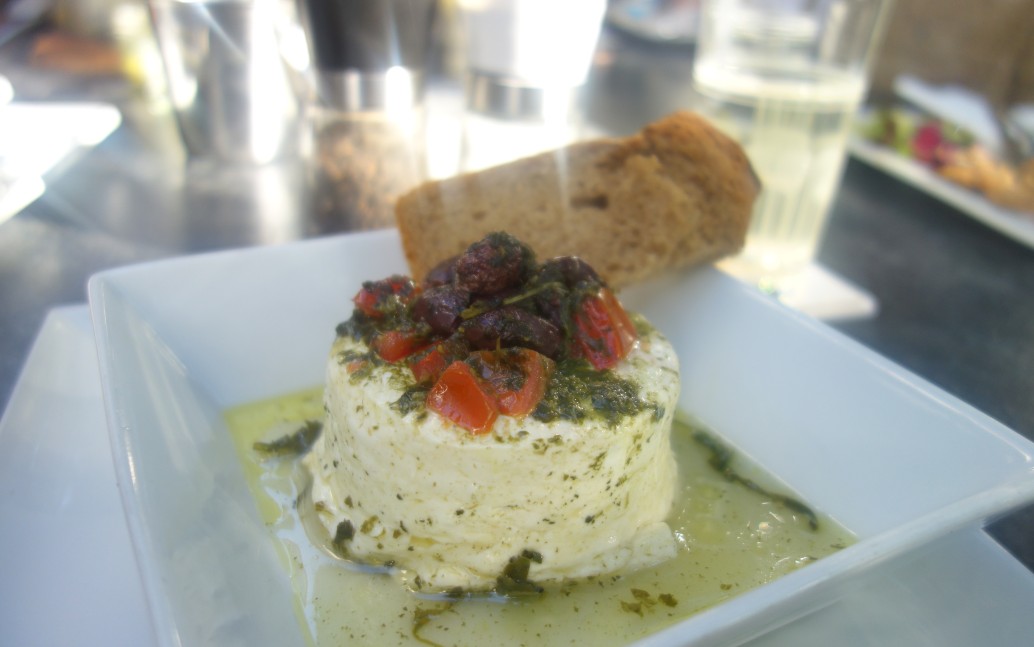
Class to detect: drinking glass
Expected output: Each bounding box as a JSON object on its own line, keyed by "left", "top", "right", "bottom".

{"left": 693, "top": 0, "right": 892, "bottom": 289}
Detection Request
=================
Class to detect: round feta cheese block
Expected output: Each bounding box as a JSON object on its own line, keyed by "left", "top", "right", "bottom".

{"left": 304, "top": 326, "right": 680, "bottom": 592}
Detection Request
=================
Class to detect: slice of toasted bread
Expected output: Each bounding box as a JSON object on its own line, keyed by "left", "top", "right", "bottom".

{"left": 395, "top": 111, "right": 759, "bottom": 288}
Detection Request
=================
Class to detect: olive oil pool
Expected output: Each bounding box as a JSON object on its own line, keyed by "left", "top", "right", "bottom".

{"left": 226, "top": 388, "right": 852, "bottom": 646}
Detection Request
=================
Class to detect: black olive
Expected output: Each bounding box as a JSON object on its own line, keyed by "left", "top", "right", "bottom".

{"left": 454, "top": 232, "right": 536, "bottom": 295}
{"left": 532, "top": 282, "right": 569, "bottom": 331}
{"left": 532, "top": 257, "right": 604, "bottom": 330}
{"left": 537, "top": 256, "right": 603, "bottom": 288}
{"left": 410, "top": 285, "right": 471, "bottom": 335}
{"left": 462, "top": 306, "right": 562, "bottom": 358}
{"left": 424, "top": 255, "right": 458, "bottom": 287}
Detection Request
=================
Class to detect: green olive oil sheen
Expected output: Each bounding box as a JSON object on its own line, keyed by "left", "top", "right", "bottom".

{"left": 226, "top": 388, "right": 852, "bottom": 646}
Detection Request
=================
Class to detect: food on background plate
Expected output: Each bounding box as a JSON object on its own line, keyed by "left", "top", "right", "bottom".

{"left": 937, "top": 148, "right": 1034, "bottom": 214}
{"left": 304, "top": 232, "right": 681, "bottom": 591}
{"left": 860, "top": 108, "right": 1034, "bottom": 215}
{"left": 395, "top": 111, "right": 760, "bottom": 289}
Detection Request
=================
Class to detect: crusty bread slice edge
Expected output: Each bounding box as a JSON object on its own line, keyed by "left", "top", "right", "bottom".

{"left": 395, "top": 111, "right": 759, "bottom": 289}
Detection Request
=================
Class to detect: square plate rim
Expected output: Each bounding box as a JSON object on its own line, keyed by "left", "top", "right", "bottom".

{"left": 86, "top": 230, "right": 1034, "bottom": 647}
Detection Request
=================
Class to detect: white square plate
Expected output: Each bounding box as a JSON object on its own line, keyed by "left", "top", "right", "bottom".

{"left": 7, "top": 306, "right": 1034, "bottom": 647}
{"left": 88, "top": 229, "right": 1034, "bottom": 646}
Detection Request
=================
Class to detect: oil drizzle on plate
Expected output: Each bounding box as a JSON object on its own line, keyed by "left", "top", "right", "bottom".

{"left": 225, "top": 388, "right": 853, "bottom": 646}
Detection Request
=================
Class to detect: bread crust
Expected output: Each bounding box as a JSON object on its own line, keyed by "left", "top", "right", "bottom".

{"left": 395, "top": 111, "right": 759, "bottom": 288}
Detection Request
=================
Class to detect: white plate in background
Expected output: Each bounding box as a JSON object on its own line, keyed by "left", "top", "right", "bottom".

{"left": 849, "top": 136, "right": 1034, "bottom": 250}
{"left": 849, "top": 76, "right": 1034, "bottom": 249}
{"left": 87, "top": 229, "right": 1034, "bottom": 646}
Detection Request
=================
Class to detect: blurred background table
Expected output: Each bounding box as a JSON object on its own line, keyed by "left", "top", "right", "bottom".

{"left": 2, "top": 0, "right": 1033, "bottom": 599}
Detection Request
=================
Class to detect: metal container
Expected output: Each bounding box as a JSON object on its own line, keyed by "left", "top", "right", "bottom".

{"left": 149, "top": 0, "right": 300, "bottom": 163}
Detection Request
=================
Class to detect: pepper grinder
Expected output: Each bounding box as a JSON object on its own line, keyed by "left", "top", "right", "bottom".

{"left": 456, "top": 0, "right": 606, "bottom": 172}
{"left": 296, "top": 0, "right": 438, "bottom": 231}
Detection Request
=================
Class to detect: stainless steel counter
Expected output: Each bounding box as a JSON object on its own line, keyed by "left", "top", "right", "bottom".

{"left": 2, "top": 19, "right": 1033, "bottom": 585}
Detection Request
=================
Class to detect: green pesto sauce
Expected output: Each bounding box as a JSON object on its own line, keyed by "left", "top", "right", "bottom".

{"left": 532, "top": 358, "right": 647, "bottom": 425}
{"left": 338, "top": 339, "right": 654, "bottom": 428}
{"left": 226, "top": 391, "right": 855, "bottom": 647}
{"left": 337, "top": 307, "right": 661, "bottom": 429}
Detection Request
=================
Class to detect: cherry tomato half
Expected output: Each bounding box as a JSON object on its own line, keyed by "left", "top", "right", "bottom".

{"left": 370, "top": 330, "right": 429, "bottom": 363}
{"left": 572, "top": 288, "right": 638, "bottom": 370}
{"left": 467, "top": 348, "right": 555, "bottom": 417}
{"left": 426, "top": 361, "right": 499, "bottom": 434}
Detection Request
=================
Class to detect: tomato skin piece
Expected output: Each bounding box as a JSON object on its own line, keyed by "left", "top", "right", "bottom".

{"left": 408, "top": 337, "right": 470, "bottom": 383}
{"left": 600, "top": 288, "right": 638, "bottom": 351}
{"left": 572, "top": 288, "right": 638, "bottom": 370}
{"left": 467, "top": 349, "right": 554, "bottom": 417}
{"left": 409, "top": 346, "right": 449, "bottom": 383}
{"left": 352, "top": 275, "right": 418, "bottom": 319}
{"left": 427, "top": 361, "right": 499, "bottom": 434}
{"left": 493, "top": 350, "right": 552, "bottom": 416}
{"left": 352, "top": 289, "right": 380, "bottom": 318}
{"left": 345, "top": 359, "right": 369, "bottom": 375}
{"left": 370, "top": 330, "right": 429, "bottom": 363}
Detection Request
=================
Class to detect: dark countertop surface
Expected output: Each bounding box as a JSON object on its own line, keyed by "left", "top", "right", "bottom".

{"left": 2, "top": 18, "right": 1033, "bottom": 591}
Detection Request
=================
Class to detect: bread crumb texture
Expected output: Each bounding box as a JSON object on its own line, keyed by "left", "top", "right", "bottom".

{"left": 395, "top": 111, "right": 759, "bottom": 288}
